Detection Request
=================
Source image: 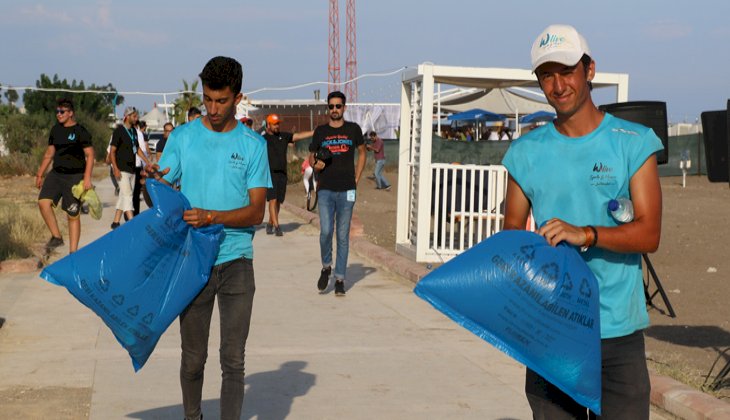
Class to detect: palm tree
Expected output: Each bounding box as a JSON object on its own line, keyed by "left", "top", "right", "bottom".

{"left": 173, "top": 79, "right": 202, "bottom": 125}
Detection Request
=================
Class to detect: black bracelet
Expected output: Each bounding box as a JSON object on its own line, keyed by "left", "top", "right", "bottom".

{"left": 588, "top": 225, "right": 598, "bottom": 247}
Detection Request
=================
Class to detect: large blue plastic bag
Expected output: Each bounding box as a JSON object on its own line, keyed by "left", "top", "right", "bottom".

{"left": 40, "top": 179, "right": 224, "bottom": 371}
{"left": 414, "top": 230, "right": 601, "bottom": 414}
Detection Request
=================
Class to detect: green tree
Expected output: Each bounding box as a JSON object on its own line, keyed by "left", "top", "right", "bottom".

{"left": 172, "top": 79, "right": 202, "bottom": 125}
{"left": 0, "top": 111, "right": 52, "bottom": 154}
{"left": 4, "top": 87, "right": 19, "bottom": 107}
{"left": 22, "top": 73, "right": 124, "bottom": 120}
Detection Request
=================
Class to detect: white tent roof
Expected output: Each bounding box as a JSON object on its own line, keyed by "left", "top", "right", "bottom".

{"left": 140, "top": 107, "right": 167, "bottom": 131}
{"left": 437, "top": 88, "right": 553, "bottom": 116}
{"left": 405, "top": 64, "right": 629, "bottom": 101}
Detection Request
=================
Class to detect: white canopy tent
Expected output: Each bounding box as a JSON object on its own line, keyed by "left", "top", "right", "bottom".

{"left": 396, "top": 63, "right": 629, "bottom": 263}
{"left": 437, "top": 87, "right": 553, "bottom": 116}
{"left": 140, "top": 106, "right": 167, "bottom": 132}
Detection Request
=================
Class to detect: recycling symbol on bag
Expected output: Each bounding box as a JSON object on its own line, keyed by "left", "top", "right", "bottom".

{"left": 579, "top": 278, "right": 592, "bottom": 298}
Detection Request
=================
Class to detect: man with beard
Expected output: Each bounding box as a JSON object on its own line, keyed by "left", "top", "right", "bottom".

{"left": 109, "top": 107, "right": 151, "bottom": 229}
{"left": 309, "top": 91, "right": 366, "bottom": 296}
{"left": 262, "top": 113, "right": 313, "bottom": 236}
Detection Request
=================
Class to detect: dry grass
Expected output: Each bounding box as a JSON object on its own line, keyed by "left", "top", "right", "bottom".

{"left": 0, "top": 165, "right": 107, "bottom": 262}
{"left": 0, "top": 201, "right": 48, "bottom": 260}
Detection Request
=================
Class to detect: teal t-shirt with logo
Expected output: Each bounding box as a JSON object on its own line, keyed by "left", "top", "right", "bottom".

{"left": 159, "top": 119, "right": 272, "bottom": 264}
{"left": 502, "top": 113, "right": 664, "bottom": 338}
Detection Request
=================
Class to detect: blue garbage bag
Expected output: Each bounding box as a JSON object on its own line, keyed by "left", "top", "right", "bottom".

{"left": 40, "top": 179, "right": 225, "bottom": 371}
{"left": 414, "top": 230, "right": 601, "bottom": 414}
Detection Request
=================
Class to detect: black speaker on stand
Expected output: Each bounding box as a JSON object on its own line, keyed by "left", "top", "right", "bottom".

{"left": 598, "top": 100, "right": 675, "bottom": 317}
{"left": 700, "top": 103, "right": 730, "bottom": 183}
{"left": 599, "top": 101, "right": 669, "bottom": 165}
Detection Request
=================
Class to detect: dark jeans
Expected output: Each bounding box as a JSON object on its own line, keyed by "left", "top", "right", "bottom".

{"left": 180, "top": 258, "right": 256, "bottom": 420}
{"left": 525, "top": 330, "right": 650, "bottom": 420}
{"left": 133, "top": 166, "right": 143, "bottom": 215}
{"left": 109, "top": 165, "right": 119, "bottom": 190}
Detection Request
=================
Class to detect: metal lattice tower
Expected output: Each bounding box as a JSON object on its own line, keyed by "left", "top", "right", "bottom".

{"left": 327, "top": 0, "right": 340, "bottom": 94}
{"left": 344, "top": 0, "right": 358, "bottom": 102}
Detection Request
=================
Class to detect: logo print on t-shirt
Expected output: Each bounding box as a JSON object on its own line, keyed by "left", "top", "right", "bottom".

{"left": 324, "top": 135, "right": 352, "bottom": 155}
{"left": 229, "top": 152, "right": 246, "bottom": 170}
{"left": 590, "top": 161, "right": 618, "bottom": 187}
{"left": 68, "top": 133, "right": 76, "bottom": 142}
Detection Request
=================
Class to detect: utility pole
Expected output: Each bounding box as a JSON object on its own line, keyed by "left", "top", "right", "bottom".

{"left": 344, "top": 0, "right": 358, "bottom": 102}
{"left": 328, "top": 0, "right": 358, "bottom": 101}
{"left": 327, "top": 0, "right": 340, "bottom": 95}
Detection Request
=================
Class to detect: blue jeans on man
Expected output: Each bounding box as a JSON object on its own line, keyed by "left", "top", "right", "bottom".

{"left": 374, "top": 159, "right": 390, "bottom": 189}
{"left": 317, "top": 189, "right": 356, "bottom": 281}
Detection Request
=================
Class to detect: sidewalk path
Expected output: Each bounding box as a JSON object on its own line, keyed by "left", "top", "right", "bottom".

{"left": 0, "top": 175, "right": 727, "bottom": 419}
{"left": 0, "top": 177, "right": 529, "bottom": 419}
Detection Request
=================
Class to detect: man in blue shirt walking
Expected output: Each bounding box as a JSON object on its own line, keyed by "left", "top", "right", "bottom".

{"left": 154, "top": 56, "right": 271, "bottom": 420}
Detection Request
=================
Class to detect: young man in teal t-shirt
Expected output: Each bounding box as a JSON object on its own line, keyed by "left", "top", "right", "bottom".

{"left": 155, "top": 56, "right": 271, "bottom": 420}
{"left": 503, "top": 25, "right": 663, "bottom": 419}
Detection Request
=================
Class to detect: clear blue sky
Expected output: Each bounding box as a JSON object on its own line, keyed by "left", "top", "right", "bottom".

{"left": 1, "top": 0, "right": 728, "bottom": 123}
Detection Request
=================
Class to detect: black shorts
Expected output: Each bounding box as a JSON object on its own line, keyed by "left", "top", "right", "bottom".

{"left": 39, "top": 170, "right": 84, "bottom": 217}
{"left": 266, "top": 171, "right": 288, "bottom": 203}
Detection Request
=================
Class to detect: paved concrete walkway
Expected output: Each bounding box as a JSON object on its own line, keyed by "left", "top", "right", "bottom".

{"left": 0, "top": 177, "right": 530, "bottom": 419}
{"left": 0, "top": 176, "right": 726, "bottom": 419}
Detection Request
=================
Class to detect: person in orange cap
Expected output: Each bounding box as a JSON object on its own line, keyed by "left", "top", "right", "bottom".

{"left": 262, "top": 113, "right": 313, "bottom": 236}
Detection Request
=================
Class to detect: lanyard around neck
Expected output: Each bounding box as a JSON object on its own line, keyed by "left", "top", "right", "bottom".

{"left": 124, "top": 127, "right": 138, "bottom": 154}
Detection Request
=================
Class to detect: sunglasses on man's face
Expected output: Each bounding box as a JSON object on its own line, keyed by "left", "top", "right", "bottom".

{"left": 327, "top": 104, "right": 343, "bottom": 110}
{"left": 55, "top": 109, "right": 69, "bottom": 115}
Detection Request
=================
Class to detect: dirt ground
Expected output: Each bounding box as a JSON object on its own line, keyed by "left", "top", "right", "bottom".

{"left": 0, "top": 386, "right": 91, "bottom": 419}
{"left": 287, "top": 169, "right": 730, "bottom": 401}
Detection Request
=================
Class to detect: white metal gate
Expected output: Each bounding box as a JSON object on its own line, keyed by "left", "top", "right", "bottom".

{"left": 430, "top": 163, "right": 508, "bottom": 260}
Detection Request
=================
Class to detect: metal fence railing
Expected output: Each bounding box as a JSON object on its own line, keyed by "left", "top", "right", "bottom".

{"left": 429, "top": 163, "right": 508, "bottom": 261}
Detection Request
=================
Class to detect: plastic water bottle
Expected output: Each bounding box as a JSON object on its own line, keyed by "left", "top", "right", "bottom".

{"left": 608, "top": 198, "right": 634, "bottom": 223}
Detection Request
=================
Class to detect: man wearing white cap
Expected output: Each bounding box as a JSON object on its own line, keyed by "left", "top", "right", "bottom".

{"left": 109, "top": 107, "right": 152, "bottom": 229}
{"left": 502, "top": 25, "right": 663, "bottom": 419}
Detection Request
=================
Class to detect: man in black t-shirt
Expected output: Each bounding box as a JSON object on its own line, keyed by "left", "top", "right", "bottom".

{"left": 156, "top": 122, "right": 174, "bottom": 157}
{"left": 109, "top": 107, "right": 151, "bottom": 229}
{"left": 262, "top": 113, "right": 313, "bottom": 236}
{"left": 308, "top": 91, "right": 366, "bottom": 296}
{"left": 36, "top": 98, "right": 94, "bottom": 254}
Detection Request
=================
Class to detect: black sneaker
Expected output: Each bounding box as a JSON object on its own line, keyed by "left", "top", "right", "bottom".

{"left": 45, "top": 236, "right": 64, "bottom": 250}
{"left": 275, "top": 226, "right": 283, "bottom": 237}
{"left": 334, "top": 280, "right": 346, "bottom": 296}
{"left": 317, "top": 267, "right": 331, "bottom": 292}
{"left": 110, "top": 222, "right": 120, "bottom": 230}
{"left": 265, "top": 223, "right": 274, "bottom": 235}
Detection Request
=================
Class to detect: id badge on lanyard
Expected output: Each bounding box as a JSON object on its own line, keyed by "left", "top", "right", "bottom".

{"left": 125, "top": 128, "right": 138, "bottom": 154}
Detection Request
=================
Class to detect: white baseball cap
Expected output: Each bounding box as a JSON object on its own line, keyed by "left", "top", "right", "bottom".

{"left": 530, "top": 24, "right": 591, "bottom": 72}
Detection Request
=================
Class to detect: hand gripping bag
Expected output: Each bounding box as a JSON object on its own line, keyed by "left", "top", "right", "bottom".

{"left": 41, "top": 179, "right": 224, "bottom": 371}
{"left": 72, "top": 180, "right": 103, "bottom": 220}
{"left": 414, "top": 230, "right": 601, "bottom": 414}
